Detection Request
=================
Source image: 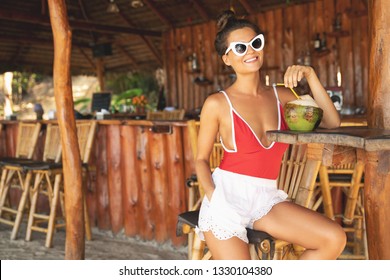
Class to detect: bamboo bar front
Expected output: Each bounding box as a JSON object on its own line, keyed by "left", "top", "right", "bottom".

{"left": 0, "top": 120, "right": 193, "bottom": 247}
{"left": 90, "top": 120, "right": 192, "bottom": 246}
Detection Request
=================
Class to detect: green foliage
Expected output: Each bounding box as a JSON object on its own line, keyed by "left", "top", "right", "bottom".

{"left": 111, "top": 88, "right": 143, "bottom": 111}
{"left": 11, "top": 71, "right": 44, "bottom": 105}
{"left": 74, "top": 97, "right": 92, "bottom": 113}
{"left": 106, "top": 71, "right": 159, "bottom": 112}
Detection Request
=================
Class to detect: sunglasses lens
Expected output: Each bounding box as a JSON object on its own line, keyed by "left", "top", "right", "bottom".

{"left": 251, "top": 38, "right": 262, "bottom": 50}
{"left": 234, "top": 43, "right": 247, "bottom": 55}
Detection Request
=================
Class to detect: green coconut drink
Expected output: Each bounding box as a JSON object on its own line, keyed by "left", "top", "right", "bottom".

{"left": 284, "top": 95, "right": 323, "bottom": 131}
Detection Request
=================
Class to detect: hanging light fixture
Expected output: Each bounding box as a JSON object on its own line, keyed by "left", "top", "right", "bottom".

{"left": 107, "top": 0, "right": 120, "bottom": 13}
{"left": 130, "top": 0, "right": 144, "bottom": 9}
{"left": 229, "top": 0, "right": 235, "bottom": 12}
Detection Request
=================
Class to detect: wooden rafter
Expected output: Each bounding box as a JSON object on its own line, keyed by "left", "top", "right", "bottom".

{"left": 238, "top": 0, "right": 255, "bottom": 14}
{"left": 118, "top": 10, "right": 163, "bottom": 65}
{"left": 41, "top": 0, "right": 47, "bottom": 15}
{"left": 191, "top": 0, "right": 210, "bottom": 21}
{"left": 116, "top": 44, "right": 139, "bottom": 70}
{"left": 142, "top": 0, "right": 173, "bottom": 29}
{"left": 1, "top": 34, "right": 91, "bottom": 49}
{"left": 8, "top": 45, "right": 27, "bottom": 64}
{"left": 0, "top": 9, "right": 161, "bottom": 37}
{"left": 78, "top": 47, "right": 96, "bottom": 70}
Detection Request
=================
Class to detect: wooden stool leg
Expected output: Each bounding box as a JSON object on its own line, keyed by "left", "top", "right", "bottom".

{"left": 0, "top": 170, "right": 14, "bottom": 217}
{"left": 191, "top": 234, "right": 205, "bottom": 260}
{"left": 11, "top": 171, "right": 33, "bottom": 240}
{"left": 84, "top": 194, "right": 92, "bottom": 241}
{"left": 25, "top": 173, "right": 43, "bottom": 241}
{"left": 0, "top": 168, "right": 8, "bottom": 199}
{"left": 319, "top": 165, "right": 334, "bottom": 219}
{"left": 187, "top": 232, "right": 194, "bottom": 259}
{"left": 45, "top": 173, "right": 62, "bottom": 248}
{"left": 249, "top": 244, "right": 260, "bottom": 260}
{"left": 82, "top": 168, "right": 92, "bottom": 241}
{"left": 0, "top": 184, "right": 10, "bottom": 218}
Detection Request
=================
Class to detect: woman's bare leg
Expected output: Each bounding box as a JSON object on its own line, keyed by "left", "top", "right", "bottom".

{"left": 253, "top": 201, "right": 346, "bottom": 260}
{"left": 204, "top": 231, "right": 251, "bottom": 260}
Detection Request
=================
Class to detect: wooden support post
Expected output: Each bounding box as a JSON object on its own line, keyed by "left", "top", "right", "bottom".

{"left": 96, "top": 58, "right": 105, "bottom": 91}
{"left": 364, "top": 151, "right": 390, "bottom": 259}
{"left": 366, "top": 0, "right": 390, "bottom": 259}
{"left": 48, "top": 0, "right": 84, "bottom": 259}
{"left": 368, "top": 0, "right": 390, "bottom": 129}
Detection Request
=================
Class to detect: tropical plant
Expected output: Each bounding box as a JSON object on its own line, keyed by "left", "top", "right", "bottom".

{"left": 74, "top": 97, "right": 92, "bottom": 113}
{"left": 106, "top": 71, "right": 159, "bottom": 111}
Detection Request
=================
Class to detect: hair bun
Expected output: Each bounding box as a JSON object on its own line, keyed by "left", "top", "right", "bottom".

{"left": 216, "top": 10, "right": 236, "bottom": 33}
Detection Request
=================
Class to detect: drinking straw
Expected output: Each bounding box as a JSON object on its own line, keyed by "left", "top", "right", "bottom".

{"left": 275, "top": 83, "right": 301, "bottom": 99}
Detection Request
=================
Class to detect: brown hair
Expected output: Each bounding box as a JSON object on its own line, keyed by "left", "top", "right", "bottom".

{"left": 214, "top": 10, "right": 263, "bottom": 56}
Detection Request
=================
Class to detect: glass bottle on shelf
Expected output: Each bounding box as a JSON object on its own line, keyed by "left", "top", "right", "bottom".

{"left": 314, "top": 33, "right": 321, "bottom": 51}
{"left": 321, "top": 32, "right": 327, "bottom": 50}
{"left": 303, "top": 50, "right": 311, "bottom": 66}
{"left": 191, "top": 53, "right": 199, "bottom": 72}
{"left": 157, "top": 86, "right": 167, "bottom": 111}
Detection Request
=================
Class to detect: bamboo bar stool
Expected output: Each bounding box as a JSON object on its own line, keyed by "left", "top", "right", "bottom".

{"left": 318, "top": 159, "right": 367, "bottom": 259}
{"left": 273, "top": 143, "right": 322, "bottom": 259}
{"left": 178, "top": 120, "right": 324, "bottom": 259}
{"left": 24, "top": 121, "right": 97, "bottom": 247}
{"left": 0, "top": 122, "right": 42, "bottom": 239}
{"left": 147, "top": 109, "right": 185, "bottom": 120}
{"left": 177, "top": 120, "right": 275, "bottom": 260}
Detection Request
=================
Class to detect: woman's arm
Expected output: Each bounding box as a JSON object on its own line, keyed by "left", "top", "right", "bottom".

{"left": 195, "top": 94, "right": 221, "bottom": 200}
{"left": 283, "top": 65, "right": 341, "bottom": 129}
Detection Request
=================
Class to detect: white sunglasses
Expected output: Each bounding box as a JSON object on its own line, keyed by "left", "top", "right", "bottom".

{"left": 225, "top": 34, "right": 265, "bottom": 56}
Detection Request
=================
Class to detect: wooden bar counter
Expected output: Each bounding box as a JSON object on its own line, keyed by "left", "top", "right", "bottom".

{"left": 267, "top": 126, "right": 390, "bottom": 259}
{"left": 0, "top": 119, "right": 194, "bottom": 247}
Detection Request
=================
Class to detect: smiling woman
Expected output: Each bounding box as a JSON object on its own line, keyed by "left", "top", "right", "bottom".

{"left": 194, "top": 9, "right": 344, "bottom": 260}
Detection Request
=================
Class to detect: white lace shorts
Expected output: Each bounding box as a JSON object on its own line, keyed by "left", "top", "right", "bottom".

{"left": 196, "top": 168, "right": 288, "bottom": 243}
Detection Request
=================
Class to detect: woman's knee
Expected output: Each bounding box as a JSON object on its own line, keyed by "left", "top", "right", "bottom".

{"left": 322, "top": 222, "right": 347, "bottom": 254}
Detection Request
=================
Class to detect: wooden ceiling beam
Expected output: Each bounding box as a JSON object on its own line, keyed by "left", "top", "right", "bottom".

{"left": 1, "top": 34, "right": 91, "bottom": 49}
{"left": 238, "top": 0, "right": 255, "bottom": 14}
{"left": 8, "top": 45, "right": 27, "bottom": 65}
{"left": 117, "top": 10, "right": 162, "bottom": 65}
{"left": 142, "top": 0, "right": 173, "bottom": 29}
{"left": 78, "top": 47, "right": 96, "bottom": 70}
{"left": 116, "top": 44, "right": 140, "bottom": 70}
{"left": 191, "top": 0, "right": 210, "bottom": 21}
{"left": 0, "top": 9, "right": 161, "bottom": 37}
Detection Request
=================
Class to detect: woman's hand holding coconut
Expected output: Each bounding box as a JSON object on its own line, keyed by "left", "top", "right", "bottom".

{"left": 282, "top": 65, "right": 341, "bottom": 130}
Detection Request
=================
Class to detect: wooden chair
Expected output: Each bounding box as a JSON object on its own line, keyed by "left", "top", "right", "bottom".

{"left": 178, "top": 120, "right": 327, "bottom": 260}
{"left": 273, "top": 143, "right": 322, "bottom": 259}
{"left": 177, "top": 120, "right": 275, "bottom": 260}
{"left": 147, "top": 109, "right": 185, "bottom": 120}
{"left": 24, "top": 121, "right": 97, "bottom": 247}
{"left": 163, "top": 109, "right": 185, "bottom": 120}
{"left": 146, "top": 111, "right": 165, "bottom": 120}
{"left": 0, "top": 122, "right": 42, "bottom": 239}
{"left": 318, "top": 148, "right": 367, "bottom": 259}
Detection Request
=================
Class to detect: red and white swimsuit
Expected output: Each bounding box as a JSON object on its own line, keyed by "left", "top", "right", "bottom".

{"left": 197, "top": 86, "right": 289, "bottom": 243}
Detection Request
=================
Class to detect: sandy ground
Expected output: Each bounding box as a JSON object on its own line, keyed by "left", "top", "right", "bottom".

{"left": 0, "top": 223, "right": 187, "bottom": 260}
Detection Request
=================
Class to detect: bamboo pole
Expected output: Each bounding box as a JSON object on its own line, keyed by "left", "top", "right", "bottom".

{"left": 47, "top": 0, "right": 84, "bottom": 259}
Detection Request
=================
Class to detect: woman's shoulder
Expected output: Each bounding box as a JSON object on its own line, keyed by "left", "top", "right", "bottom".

{"left": 204, "top": 91, "right": 228, "bottom": 106}
{"left": 201, "top": 91, "right": 229, "bottom": 116}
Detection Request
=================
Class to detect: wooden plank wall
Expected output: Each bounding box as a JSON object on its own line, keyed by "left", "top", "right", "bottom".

{"left": 88, "top": 122, "right": 191, "bottom": 246}
{"left": 164, "top": 0, "right": 368, "bottom": 112}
